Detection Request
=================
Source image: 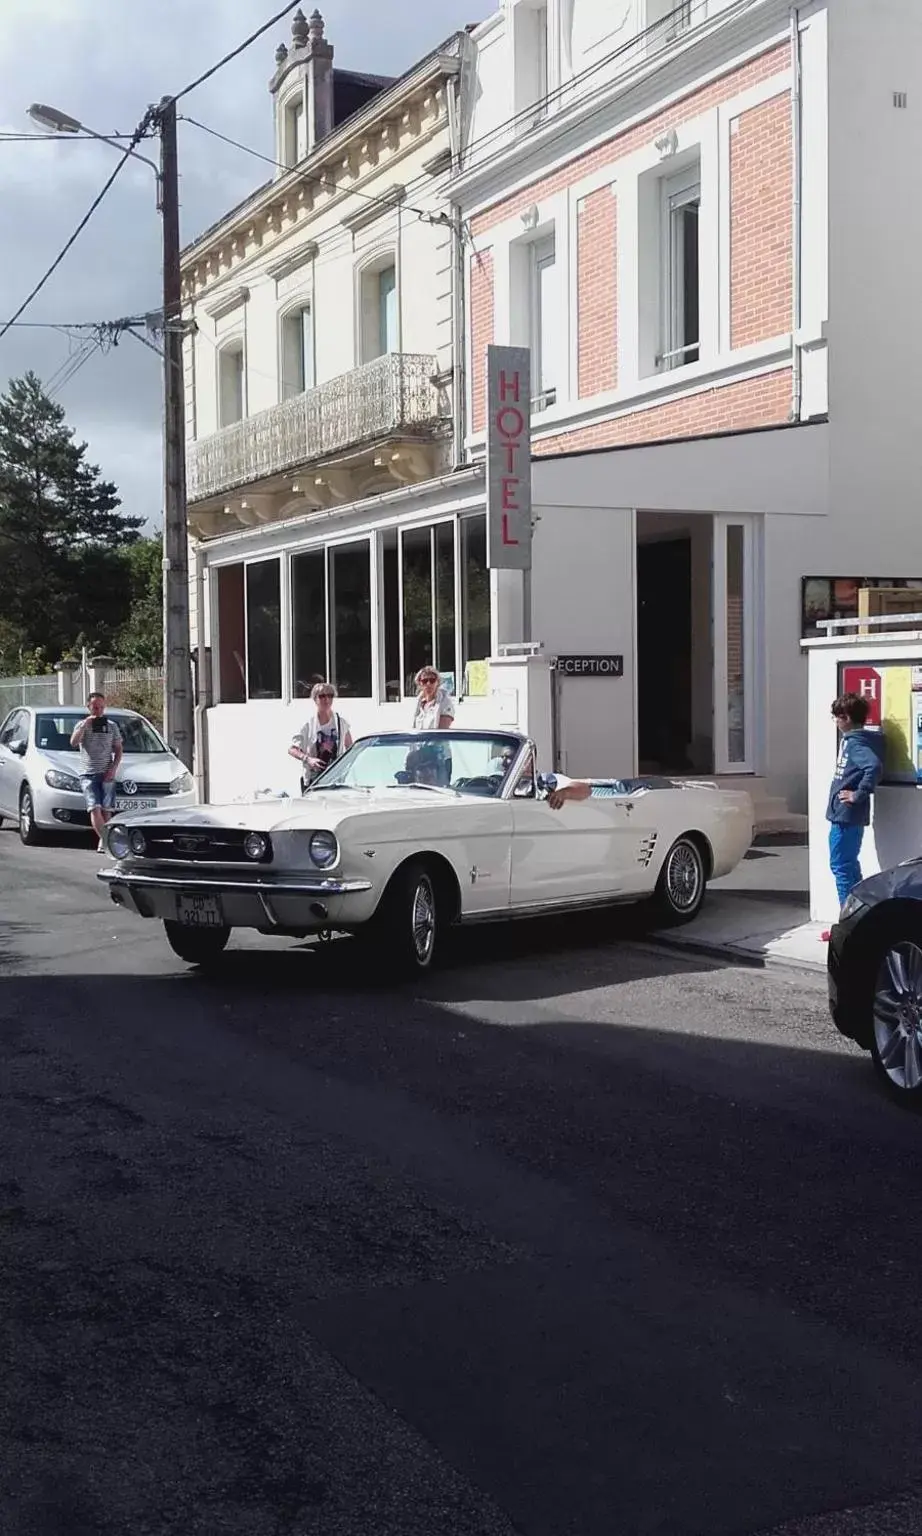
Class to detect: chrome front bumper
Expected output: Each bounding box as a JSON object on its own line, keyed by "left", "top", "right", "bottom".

{"left": 97, "top": 865, "right": 373, "bottom": 931}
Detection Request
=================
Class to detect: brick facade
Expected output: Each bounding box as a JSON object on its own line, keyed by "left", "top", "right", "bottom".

{"left": 469, "top": 249, "right": 494, "bottom": 433}
{"left": 533, "top": 368, "right": 791, "bottom": 456}
{"left": 729, "top": 93, "right": 793, "bottom": 349}
{"left": 577, "top": 190, "right": 618, "bottom": 397}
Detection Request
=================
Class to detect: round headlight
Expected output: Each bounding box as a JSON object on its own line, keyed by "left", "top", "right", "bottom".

{"left": 244, "top": 831, "right": 269, "bottom": 861}
{"left": 129, "top": 829, "right": 147, "bottom": 857}
{"left": 309, "top": 830, "right": 338, "bottom": 869}
{"left": 108, "top": 825, "right": 131, "bottom": 860}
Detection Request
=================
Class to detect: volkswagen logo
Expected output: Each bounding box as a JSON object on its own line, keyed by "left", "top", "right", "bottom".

{"left": 122, "top": 780, "right": 138, "bottom": 796}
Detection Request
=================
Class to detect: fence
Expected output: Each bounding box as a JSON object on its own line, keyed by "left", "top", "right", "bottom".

{"left": 96, "top": 666, "right": 165, "bottom": 730}
{"left": 0, "top": 674, "right": 58, "bottom": 718}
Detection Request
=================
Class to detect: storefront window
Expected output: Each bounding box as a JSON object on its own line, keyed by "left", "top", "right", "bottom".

{"left": 726, "top": 526, "right": 745, "bottom": 764}
{"left": 401, "top": 526, "right": 435, "bottom": 692}
{"left": 802, "top": 577, "right": 922, "bottom": 639}
{"left": 435, "top": 522, "right": 455, "bottom": 677}
{"left": 245, "top": 559, "right": 282, "bottom": 699}
{"left": 329, "top": 541, "right": 372, "bottom": 697}
{"left": 382, "top": 531, "right": 400, "bottom": 701}
{"left": 291, "top": 549, "right": 327, "bottom": 697}
{"left": 216, "top": 563, "right": 246, "bottom": 703}
{"left": 461, "top": 514, "right": 490, "bottom": 688}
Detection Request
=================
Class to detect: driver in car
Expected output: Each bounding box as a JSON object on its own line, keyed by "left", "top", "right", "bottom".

{"left": 404, "top": 743, "right": 445, "bottom": 787}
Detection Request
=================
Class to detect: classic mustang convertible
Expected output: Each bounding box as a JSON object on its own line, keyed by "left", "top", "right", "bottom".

{"left": 97, "top": 729, "right": 753, "bottom": 973}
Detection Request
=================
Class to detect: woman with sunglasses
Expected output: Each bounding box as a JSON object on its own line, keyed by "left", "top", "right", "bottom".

{"left": 289, "top": 682, "right": 353, "bottom": 792}
{"left": 412, "top": 668, "right": 455, "bottom": 732}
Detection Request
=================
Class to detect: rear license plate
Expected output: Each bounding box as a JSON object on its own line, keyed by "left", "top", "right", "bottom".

{"left": 115, "top": 798, "right": 157, "bottom": 812}
{"left": 176, "top": 893, "right": 224, "bottom": 927}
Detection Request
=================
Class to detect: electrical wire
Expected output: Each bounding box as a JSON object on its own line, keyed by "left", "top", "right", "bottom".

{"left": 0, "top": 131, "right": 150, "bottom": 142}
{"left": 0, "top": 114, "right": 155, "bottom": 342}
{"left": 180, "top": 115, "right": 443, "bottom": 224}
{"left": 167, "top": 0, "right": 304, "bottom": 106}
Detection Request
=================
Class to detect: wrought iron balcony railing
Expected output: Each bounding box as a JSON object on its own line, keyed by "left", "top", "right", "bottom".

{"left": 188, "top": 352, "right": 443, "bottom": 503}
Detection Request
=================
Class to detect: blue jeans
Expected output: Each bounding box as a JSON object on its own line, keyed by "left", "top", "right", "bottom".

{"left": 829, "top": 822, "right": 865, "bottom": 909}
{"left": 81, "top": 773, "right": 115, "bottom": 812}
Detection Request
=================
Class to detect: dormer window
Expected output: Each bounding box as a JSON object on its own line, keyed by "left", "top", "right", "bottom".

{"left": 283, "top": 91, "right": 307, "bottom": 167}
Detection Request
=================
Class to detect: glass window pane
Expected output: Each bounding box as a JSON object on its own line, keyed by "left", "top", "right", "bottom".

{"left": 291, "top": 549, "right": 327, "bottom": 698}
{"left": 330, "top": 541, "right": 372, "bottom": 697}
{"left": 726, "top": 526, "right": 745, "bottom": 764}
{"left": 245, "top": 560, "right": 282, "bottom": 700}
{"left": 434, "top": 522, "right": 456, "bottom": 682}
{"left": 461, "top": 515, "right": 491, "bottom": 675}
{"left": 401, "top": 526, "right": 433, "bottom": 694}
{"left": 217, "top": 563, "right": 246, "bottom": 703}
{"left": 301, "top": 306, "right": 315, "bottom": 390}
{"left": 536, "top": 249, "right": 558, "bottom": 399}
{"left": 379, "top": 266, "right": 397, "bottom": 355}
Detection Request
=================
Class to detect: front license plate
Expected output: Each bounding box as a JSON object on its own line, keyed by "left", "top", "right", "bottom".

{"left": 176, "top": 893, "right": 224, "bottom": 927}
{"left": 115, "top": 797, "right": 157, "bottom": 812}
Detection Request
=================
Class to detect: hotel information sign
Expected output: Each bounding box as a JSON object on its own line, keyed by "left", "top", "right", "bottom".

{"left": 485, "top": 345, "right": 532, "bottom": 571}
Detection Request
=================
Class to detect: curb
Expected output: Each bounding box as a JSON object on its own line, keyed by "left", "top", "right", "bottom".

{"left": 644, "top": 929, "right": 827, "bottom": 978}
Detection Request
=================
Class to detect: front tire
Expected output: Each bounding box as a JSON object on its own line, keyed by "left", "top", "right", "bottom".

{"left": 651, "top": 836, "right": 706, "bottom": 926}
{"left": 370, "top": 860, "right": 441, "bottom": 977}
{"left": 163, "top": 920, "right": 230, "bottom": 967}
{"left": 19, "top": 785, "right": 42, "bottom": 846}
{"left": 869, "top": 934, "right": 922, "bottom": 1106}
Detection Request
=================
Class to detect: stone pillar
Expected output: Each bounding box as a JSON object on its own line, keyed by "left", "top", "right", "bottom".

{"left": 88, "top": 656, "right": 116, "bottom": 698}
{"left": 54, "top": 660, "right": 82, "bottom": 706}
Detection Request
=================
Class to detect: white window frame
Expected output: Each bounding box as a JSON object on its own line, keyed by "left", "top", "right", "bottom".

{"left": 659, "top": 164, "right": 701, "bottom": 373}
{"left": 279, "top": 302, "right": 315, "bottom": 399}
{"left": 356, "top": 252, "right": 399, "bottom": 365}
{"left": 712, "top": 514, "right": 759, "bottom": 774}
{"left": 530, "top": 235, "right": 558, "bottom": 409}
{"left": 217, "top": 339, "right": 245, "bottom": 427}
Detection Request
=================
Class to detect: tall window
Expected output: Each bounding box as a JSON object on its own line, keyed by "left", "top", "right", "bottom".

{"left": 531, "top": 236, "right": 558, "bottom": 407}
{"left": 535, "top": 5, "right": 549, "bottom": 118}
{"left": 218, "top": 341, "right": 245, "bottom": 426}
{"left": 245, "top": 560, "right": 282, "bottom": 699}
{"left": 280, "top": 304, "right": 315, "bottom": 398}
{"left": 291, "top": 542, "right": 373, "bottom": 698}
{"left": 360, "top": 259, "right": 398, "bottom": 362}
{"left": 460, "top": 515, "right": 490, "bottom": 677}
{"left": 661, "top": 166, "right": 700, "bottom": 370}
{"left": 398, "top": 522, "right": 457, "bottom": 695}
{"left": 215, "top": 560, "right": 281, "bottom": 702}
{"left": 284, "top": 94, "right": 307, "bottom": 167}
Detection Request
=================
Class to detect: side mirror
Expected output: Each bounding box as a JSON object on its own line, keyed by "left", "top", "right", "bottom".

{"left": 10, "top": 740, "right": 26, "bottom": 757}
{"left": 536, "top": 773, "right": 557, "bottom": 794}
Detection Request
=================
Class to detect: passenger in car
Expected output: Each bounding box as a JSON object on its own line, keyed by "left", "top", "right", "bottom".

{"left": 546, "top": 778, "right": 626, "bottom": 809}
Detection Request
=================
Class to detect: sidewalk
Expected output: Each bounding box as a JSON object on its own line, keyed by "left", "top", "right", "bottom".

{"left": 653, "top": 835, "right": 826, "bottom": 974}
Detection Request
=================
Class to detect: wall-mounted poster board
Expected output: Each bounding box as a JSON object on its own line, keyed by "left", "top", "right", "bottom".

{"left": 838, "top": 660, "right": 922, "bottom": 786}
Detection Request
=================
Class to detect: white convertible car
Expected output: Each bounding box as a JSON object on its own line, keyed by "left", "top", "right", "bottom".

{"left": 97, "top": 729, "right": 752, "bottom": 973}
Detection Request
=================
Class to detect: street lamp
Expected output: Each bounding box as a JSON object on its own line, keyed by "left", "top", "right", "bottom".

{"left": 25, "top": 97, "right": 193, "bottom": 771}
{"left": 27, "top": 102, "right": 163, "bottom": 209}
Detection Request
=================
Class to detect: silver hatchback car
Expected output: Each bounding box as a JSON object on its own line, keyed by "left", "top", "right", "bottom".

{"left": 0, "top": 706, "right": 195, "bottom": 844}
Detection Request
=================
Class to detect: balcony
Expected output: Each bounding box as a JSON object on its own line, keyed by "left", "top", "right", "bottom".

{"left": 187, "top": 352, "right": 444, "bottom": 505}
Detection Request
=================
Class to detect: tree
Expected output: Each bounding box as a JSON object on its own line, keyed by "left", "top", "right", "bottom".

{"left": 113, "top": 536, "right": 163, "bottom": 665}
{"left": 0, "top": 372, "right": 142, "bottom": 663}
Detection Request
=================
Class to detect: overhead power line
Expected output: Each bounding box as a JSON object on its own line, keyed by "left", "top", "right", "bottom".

{"left": 168, "top": 0, "right": 303, "bottom": 105}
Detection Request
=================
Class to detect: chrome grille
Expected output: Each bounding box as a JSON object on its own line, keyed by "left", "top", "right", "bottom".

{"left": 129, "top": 828, "right": 272, "bottom": 864}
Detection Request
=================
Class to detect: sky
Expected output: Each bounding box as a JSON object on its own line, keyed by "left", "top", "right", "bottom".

{"left": 0, "top": 0, "right": 492, "bottom": 531}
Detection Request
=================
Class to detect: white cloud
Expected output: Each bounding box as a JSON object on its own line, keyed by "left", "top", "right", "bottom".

{"left": 0, "top": 0, "right": 491, "bottom": 529}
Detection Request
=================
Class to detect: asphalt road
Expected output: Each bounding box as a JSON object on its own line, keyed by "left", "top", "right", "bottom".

{"left": 3, "top": 825, "right": 922, "bottom": 1536}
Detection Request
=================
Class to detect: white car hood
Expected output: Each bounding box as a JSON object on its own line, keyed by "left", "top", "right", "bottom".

{"left": 110, "top": 786, "right": 463, "bottom": 832}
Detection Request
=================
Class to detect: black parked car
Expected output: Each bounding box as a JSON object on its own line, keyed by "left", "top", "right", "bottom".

{"left": 828, "top": 860, "right": 922, "bottom": 1103}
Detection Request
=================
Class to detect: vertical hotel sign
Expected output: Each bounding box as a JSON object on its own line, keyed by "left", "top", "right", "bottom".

{"left": 485, "top": 345, "right": 532, "bottom": 570}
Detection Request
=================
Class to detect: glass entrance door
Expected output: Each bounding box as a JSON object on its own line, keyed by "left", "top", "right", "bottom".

{"left": 713, "top": 516, "right": 759, "bottom": 773}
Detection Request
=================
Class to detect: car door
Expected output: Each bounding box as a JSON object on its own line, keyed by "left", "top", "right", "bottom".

{"left": 510, "top": 777, "right": 646, "bottom": 909}
{"left": 0, "top": 710, "right": 28, "bottom": 815}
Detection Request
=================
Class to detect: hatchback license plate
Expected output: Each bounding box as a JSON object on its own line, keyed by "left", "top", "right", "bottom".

{"left": 176, "top": 893, "right": 223, "bottom": 927}
{"left": 115, "top": 797, "right": 157, "bottom": 812}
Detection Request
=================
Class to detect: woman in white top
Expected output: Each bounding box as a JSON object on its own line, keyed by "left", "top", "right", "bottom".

{"left": 289, "top": 682, "right": 353, "bottom": 791}
{"left": 412, "top": 668, "right": 455, "bottom": 731}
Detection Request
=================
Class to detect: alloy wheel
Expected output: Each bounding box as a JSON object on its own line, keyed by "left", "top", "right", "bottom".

{"left": 873, "top": 941, "right": 922, "bottom": 1091}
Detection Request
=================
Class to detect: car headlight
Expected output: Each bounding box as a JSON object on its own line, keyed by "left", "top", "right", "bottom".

{"left": 128, "top": 830, "right": 148, "bottom": 857}
{"left": 243, "top": 831, "right": 270, "bottom": 862}
{"left": 309, "top": 830, "right": 338, "bottom": 869}
{"left": 170, "top": 771, "right": 194, "bottom": 795}
{"left": 839, "top": 891, "right": 867, "bottom": 921}
{"left": 108, "top": 824, "right": 131, "bottom": 860}
{"left": 45, "top": 769, "right": 82, "bottom": 793}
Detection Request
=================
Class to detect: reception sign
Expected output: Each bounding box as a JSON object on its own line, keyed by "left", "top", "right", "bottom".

{"left": 839, "top": 660, "right": 922, "bottom": 784}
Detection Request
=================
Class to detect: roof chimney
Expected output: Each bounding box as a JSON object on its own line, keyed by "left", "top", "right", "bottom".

{"left": 270, "top": 8, "right": 334, "bottom": 161}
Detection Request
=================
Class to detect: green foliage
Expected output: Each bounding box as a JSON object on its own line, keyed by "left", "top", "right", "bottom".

{"left": 0, "top": 372, "right": 149, "bottom": 666}
{"left": 113, "top": 537, "right": 163, "bottom": 666}
{"left": 108, "top": 677, "right": 163, "bottom": 731}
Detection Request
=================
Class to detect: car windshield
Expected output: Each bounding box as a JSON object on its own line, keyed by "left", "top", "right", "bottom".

{"left": 311, "top": 732, "right": 527, "bottom": 797}
{"left": 34, "top": 714, "right": 168, "bottom": 755}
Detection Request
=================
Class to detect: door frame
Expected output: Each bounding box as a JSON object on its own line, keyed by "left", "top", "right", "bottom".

{"left": 713, "top": 513, "right": 762, "bottom": 774}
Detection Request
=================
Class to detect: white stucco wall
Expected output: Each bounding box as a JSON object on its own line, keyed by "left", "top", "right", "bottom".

{"left": 805, "top": 636, "right": 922, "bottom": 924}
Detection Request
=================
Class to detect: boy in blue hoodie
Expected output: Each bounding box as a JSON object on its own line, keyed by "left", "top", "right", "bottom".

{"left": 826, "top": 691, "right": 885, "bottom": 910}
